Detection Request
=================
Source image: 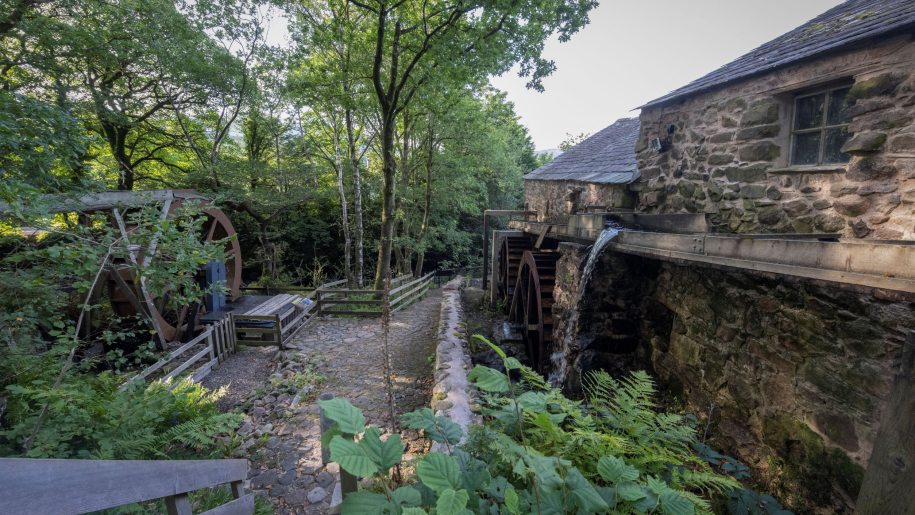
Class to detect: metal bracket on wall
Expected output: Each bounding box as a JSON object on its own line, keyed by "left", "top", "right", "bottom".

{"left": 690, "top": 236, "right": 705, "bottom": 254}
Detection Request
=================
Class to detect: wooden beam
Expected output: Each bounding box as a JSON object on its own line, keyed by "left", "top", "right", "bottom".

{"left": 0, "top": 458, "right": 247, "bottom": 514}
{"left": 856, "top": 332, "right": 915, "bottom": 514}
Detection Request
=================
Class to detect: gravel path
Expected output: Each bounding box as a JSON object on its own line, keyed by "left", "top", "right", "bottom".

{"left": 222, "top": 289, "right": 442, "bottom": 514}
{"left": 201, "top": 346, "right": 276, "bottom": 411}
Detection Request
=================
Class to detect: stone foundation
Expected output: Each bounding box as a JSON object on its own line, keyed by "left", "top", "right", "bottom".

{"left": 549, "top": 243, "right": 913, "bottom": 512}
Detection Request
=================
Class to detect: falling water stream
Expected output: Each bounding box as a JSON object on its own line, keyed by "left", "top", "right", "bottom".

{"left": 547, "top": 222, "right": 622, "bottom": 385}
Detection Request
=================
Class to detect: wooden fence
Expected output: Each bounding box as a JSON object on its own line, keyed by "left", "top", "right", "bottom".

{"left": 121, "top": 316, "right": 236, "bottom": 390}
{"left": 316, "top": 273, "right": 435, "bottom": 317}
{"left": 0, "top": 457, "right": 251, "bottom": 514}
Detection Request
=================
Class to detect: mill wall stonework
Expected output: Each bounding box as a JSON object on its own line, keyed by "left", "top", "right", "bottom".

{"left": 524, "top": 180, "right": 632, "bottom": 222}
{"left": 635, "top": 35, "right": 915, "bottom": 239}
{"left": 549, "top": 242, "right": 913, "bottom": 511}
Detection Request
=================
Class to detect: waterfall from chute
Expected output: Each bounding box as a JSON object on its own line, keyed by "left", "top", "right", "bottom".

{"left": 547, "top": 223, "right": 622, "bottom": 385}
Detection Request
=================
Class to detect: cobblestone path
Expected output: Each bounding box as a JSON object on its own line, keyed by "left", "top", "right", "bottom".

{"left": 234, "top": 289, "right": 442, "bottom": 514}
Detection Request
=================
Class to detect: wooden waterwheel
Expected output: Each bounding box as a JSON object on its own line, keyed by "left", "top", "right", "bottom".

{"left": 497, "top": 234, "right": 534, "bottom": 305}
{"left": 99, "top": 191, "right": 242, "bottom": 345}
{"left": 509, "top": 250, "right": 559, "bottom": 373}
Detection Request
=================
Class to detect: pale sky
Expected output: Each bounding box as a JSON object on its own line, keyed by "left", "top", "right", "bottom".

{"left": 266, "top": 0, "right": 846, "bottom": 150}
{"left": 490, "top": 0, "right": 845, "bottom": 149}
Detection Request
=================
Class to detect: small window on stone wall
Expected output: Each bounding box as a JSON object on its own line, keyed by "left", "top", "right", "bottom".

{"left": 790, "top": 85, "right": 853, "bottom": 166}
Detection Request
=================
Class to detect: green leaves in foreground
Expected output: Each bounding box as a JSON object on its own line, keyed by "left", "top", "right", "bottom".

{"left": 319, "top": 397, "right": 365, "bottom": 434}
{"left": 467, "top": 365, "right": 509, "bottom": 392}
{"left": 416, "top": 452, "right": 462, "bottom": 493}
{"left": 400, "top": 408, "right": 463, "bottom": 445}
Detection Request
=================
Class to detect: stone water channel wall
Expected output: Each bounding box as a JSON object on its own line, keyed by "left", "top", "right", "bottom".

{"left": 549, "top": 243, "right": 914, "bottom": 512}
{"left": 634, "top": 35, "right": 915, "bottom": 239}
{"left": 429, "top": 277, "right": 479, "bottom": 450}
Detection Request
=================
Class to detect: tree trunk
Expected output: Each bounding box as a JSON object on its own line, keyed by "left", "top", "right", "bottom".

{"left": 334, "top": 124, "right": 354, "bottom": 287}
{"left": 414, "top": 124, "right": 434, "bottom": 277}
{"left": 345, "top": 107, "right": 365, "bottom": 288}
{"left": 373, "top": 114, "right": 397, "bottom": 290}
{"left": 101, "top": 122, "right": 133, "bottom": 191}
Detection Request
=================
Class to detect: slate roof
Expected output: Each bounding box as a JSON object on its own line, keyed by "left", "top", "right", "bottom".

{"left": 643, "top": 0, "right": 915, "bottom": 108}
{"left": 524, "top": 118, "right": 640, "bottom": 184}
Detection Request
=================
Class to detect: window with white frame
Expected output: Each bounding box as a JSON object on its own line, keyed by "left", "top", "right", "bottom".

{"left": 790, "top": 85, "right": 853, "bottom": 166}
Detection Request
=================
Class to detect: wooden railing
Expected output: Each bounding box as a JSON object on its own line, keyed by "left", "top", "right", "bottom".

{"left": 316, "top": 273, "right": 435, "bottom": 317}
{"left": 122, "top": 316, "right": 236, "bottom": 390}
{"left": 0, "top": 458, "right": 251, "bottom": 514}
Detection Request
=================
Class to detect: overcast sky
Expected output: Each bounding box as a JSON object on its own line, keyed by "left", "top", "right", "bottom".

{"left": 490, "top": 0, "right": 845, "bottom": 150}
{"left": 266, "top": 0, "right": 847, "bottom": 150}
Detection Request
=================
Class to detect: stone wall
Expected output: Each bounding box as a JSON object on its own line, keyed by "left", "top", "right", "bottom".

{"left": 638, "top": 262, "right": 913, "bottom": 511}
{"left": 634, "top": 35, "right": 915, "bottom": 239}
{"left": 430, "top": 278, "right": 479, "bottom": 451}
{"left": 548, "top": 241, "right": 913, "bottom": 512}
{"left": 524, "top": 179, "right": 633, "bottom": 222}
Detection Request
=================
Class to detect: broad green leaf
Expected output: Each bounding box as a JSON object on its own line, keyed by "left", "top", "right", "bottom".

{"left": 660, "top": 491, "right": 696, "bottom": 515}
{"left": 435, "top": 488, "right": 469, "bottom": 515}
{"left": 319, "top": 397, "right": 365, "bottom": 434}
{"left": 392, "top": 486, "right": 422, "bottom": 507}
{"left": 340, "top": 491, "right": 392, "bottom": 514}
{"left": 473, "top": 334, "right": 505, "bottom": 358}
{"left": 401, "top": 508, "right": 428, "bottom": 515}
{"left": 565, "top": 468, "right": 609, "bottom": 513}
{"left": 504, "top": 357, "right": 523, "bottom": 370}
{"left": 361, "top": 426, "right": 403, "bottom": 471}
{"left": 417, "top": 452, "right": 462, "bottom": 493}
{"left": 467, "top": 365, "right": 509, "bottom": 393}
{"left": 400, "top": 408, "right": 463, "bottom": 444}
{"left": 597, "top": 455, "right": 639, "bottom": 483}
{"left": 328, "top": 435, "right": 378, "bottom": 477}
{"left": 504, "top": 487, "right": 520, "bottom": 515}
{"left": 616, "top": 481, "right": 648, "bottom": 502}
{"left": 516, "top": 391, "right": 547, "bottom": 411}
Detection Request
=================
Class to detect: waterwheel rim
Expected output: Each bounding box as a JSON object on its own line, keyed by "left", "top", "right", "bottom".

{"left": 108, "top": 199, "right": 242, "bottom": 342}
{"left": 498, "top": 235, "right": 533, "bottom": 309}
{"left": 511, "top": 250, "right": 558, "bottom": 373}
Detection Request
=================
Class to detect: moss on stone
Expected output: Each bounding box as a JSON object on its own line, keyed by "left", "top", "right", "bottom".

{"left": 848, "top": 73, "right": 902, "bottom": 101}
{"left": 763, "top": 413, "right": 864, "bottom": 507}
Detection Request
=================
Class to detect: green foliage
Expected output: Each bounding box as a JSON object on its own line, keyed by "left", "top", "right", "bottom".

{"left": 320, "top": 337, "right": 743, "bottom": 514}
{"left": 0, "top": 375, "right": 241, "bottom": 459}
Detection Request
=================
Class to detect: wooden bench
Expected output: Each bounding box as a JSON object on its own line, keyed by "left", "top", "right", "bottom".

{"left": 0, "top": 458, "right": 251, "bottom": 514}
{"left": 232, "top": 294, "right": 316, "bottom": 350}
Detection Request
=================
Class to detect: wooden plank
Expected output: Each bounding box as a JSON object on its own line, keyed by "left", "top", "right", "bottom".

{"left": 391, "top": 278, "right": 432, "bottom": 307}
{"left": 392, "top": 284, "right": 431, "bottom": 313}
{"left": 318, "top": 309, "right": 382, "bottom": 317}
{"left": 163, "top": 347, "right": 211, "bottom": 382}
{"left": 318, "top": 299, "right": 385, "bottom": 305}
{"left": 389, "top": 272, "right": 435, "bottom": 296}
{"left": 122, "top": 330, "right": 213, "bottom": 388}
{"left": 856, "top": 332, "right": 915, "bottom": 515}
{"left": 0, "top": 458, "right": 247, "bottom": 514}
{"left": 199, "top": 493, "right": 255, "bottom": 515}
{"left": 190, "top": 358, "right": 219, "bottom": 383}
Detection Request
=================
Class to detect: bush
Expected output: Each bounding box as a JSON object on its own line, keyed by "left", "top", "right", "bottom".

{"left": 0, "top": 370, "right": 242, "bottom": 460}
{"left": 319, "top": 336, "right": 741, "bottom": 514}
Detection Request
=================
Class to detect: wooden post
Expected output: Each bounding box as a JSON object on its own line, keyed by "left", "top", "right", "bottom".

{"left": 164, "top": 493, "right": 192, "bottom": 515}
{"left": 856, "top": 331, "right": 915, "bottom": 515}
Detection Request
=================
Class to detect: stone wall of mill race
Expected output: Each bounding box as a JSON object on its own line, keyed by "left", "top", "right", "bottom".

{"left": 523, "top": 180, "right": 633, "bottom": 222}
{"left": 633, "top": 35, "right": 915, "bottom": 240}
{"left": 548, "top": 243, "right": 915, "bottom": 512}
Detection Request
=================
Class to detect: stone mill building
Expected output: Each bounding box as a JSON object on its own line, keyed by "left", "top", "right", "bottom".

{"left": 488, "top": 0, "right": 915, "bottom": 512}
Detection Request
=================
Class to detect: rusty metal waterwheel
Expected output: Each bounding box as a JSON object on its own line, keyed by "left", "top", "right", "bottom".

{"left": 509, "top": 250, "right": 559, "bottom": 373}
{"left": 498, "top": 234, "right": 535, "bottom": 306}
